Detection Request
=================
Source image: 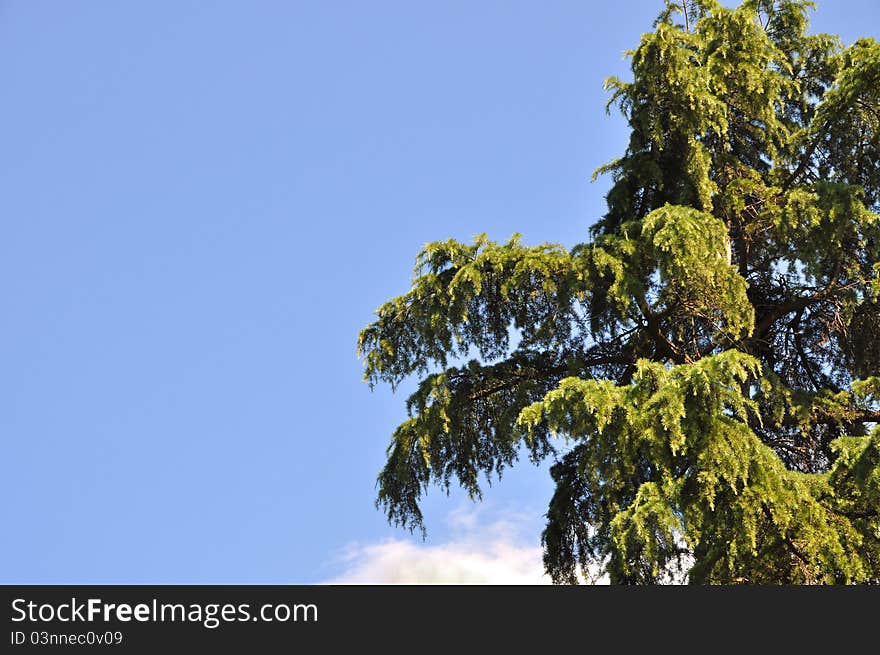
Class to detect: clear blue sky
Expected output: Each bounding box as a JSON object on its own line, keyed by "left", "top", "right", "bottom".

{"left": 2, "top": 1, "right": 877, "bottom": 583}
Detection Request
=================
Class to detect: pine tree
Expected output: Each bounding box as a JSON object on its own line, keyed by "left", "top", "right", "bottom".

{"left": 358, "top": 0, "right": 880, "bottom": 584}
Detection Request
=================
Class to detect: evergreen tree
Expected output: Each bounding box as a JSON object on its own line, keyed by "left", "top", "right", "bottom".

{"left": 358, "top": 0, "right": 880, "bottom": 584}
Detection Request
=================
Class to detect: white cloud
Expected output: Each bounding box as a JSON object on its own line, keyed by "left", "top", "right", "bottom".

{"left": 324, "top": 506, "right": 552, "bottom": 584}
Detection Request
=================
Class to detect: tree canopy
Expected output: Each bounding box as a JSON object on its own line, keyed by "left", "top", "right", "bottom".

{"left": 358, "top": 0, "right": 880, "bottom": 584}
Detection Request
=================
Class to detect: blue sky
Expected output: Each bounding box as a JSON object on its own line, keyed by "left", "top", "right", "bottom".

{"left": 2, "top": 0, "right": 877, "bottom": 583}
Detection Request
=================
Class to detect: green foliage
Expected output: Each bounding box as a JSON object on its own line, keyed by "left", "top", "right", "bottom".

{"left": 359, "top": 0, "right": 880, "bottom": 583}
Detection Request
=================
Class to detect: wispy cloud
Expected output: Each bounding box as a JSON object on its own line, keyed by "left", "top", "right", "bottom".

{"left": 324, "top": 506, "right": 552, "bottom": 584}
